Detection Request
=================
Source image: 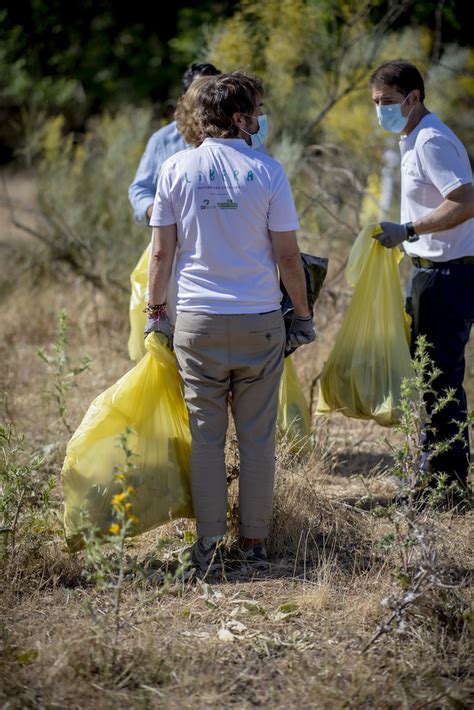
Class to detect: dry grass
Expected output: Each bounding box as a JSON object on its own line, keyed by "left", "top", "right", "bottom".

{"left": 1, "top": 169, "right": 473, "bottom": 709}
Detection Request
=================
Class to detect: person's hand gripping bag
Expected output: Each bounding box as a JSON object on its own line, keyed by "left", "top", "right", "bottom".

{"left": 62, "top": 333, "right": 192, "bottom": 550}
{"left": 317, "top": 223, "right": 413, "bottom": 426}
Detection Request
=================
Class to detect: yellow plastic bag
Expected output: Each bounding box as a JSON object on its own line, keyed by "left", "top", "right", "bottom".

{"left": 278, "top": 356, "right": 312, "bottom": 454}
{"left": 128, "top": 244, "right": 179, "bottom": 362}
{"left": 62, "top": 333, "right": 193, "bottom": 549}
{"left": 128, "top": 243, "right": 150, "bottom": 362}
{"left": 317, "top": 224, "right": 413, "bottom": 427}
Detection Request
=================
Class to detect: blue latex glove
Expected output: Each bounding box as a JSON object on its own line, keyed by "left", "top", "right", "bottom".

{"left": 374, "top": 221, "right": 406, "bottom": 249}
{"left": 285, "top": 315, "right": 316, "bottom": 353}
{"left": 144, "top": 314, "right": 174, "bottom": 349}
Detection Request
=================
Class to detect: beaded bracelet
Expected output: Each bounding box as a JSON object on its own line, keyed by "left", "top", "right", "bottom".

{"left": 144, "top": 302, "right": 167, "bottom": 318}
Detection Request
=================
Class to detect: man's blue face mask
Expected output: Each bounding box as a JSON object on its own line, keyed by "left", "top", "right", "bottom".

{"left": 241, "top": 114, "right": 268, "bottom": 148}
{"left": 376, "top": 94, "right": 413, "bottom": 133}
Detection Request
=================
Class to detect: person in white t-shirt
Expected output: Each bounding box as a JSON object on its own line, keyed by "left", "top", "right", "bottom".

{"left": 370, "top": 59, "right": 474, "bottom": 507}
{"left": 146, "top": 71, "right": 315, "bottom": 572}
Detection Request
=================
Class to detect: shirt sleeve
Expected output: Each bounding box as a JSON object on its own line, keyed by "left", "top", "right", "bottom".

{"left": 420, "top": 136, "right": 473, "bottom": 198}
{"left": 267, "top": 165, "right": 301, "bottom": 231}
{"left": 149, "top": 166, "right": 176, "bottom": 227}
{"left": 128, "top": 132, "right": 167, "bottom": 223}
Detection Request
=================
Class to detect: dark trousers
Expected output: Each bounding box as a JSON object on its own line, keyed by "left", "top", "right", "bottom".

{"left": 406, "top": 263, "right": 474, "bottom": 487}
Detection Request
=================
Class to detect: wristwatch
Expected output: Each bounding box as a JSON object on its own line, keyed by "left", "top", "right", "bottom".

{"left": 404, "top": 221, "right": 419, "bottom": 243}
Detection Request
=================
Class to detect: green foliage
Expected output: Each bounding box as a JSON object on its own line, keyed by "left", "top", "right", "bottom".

{"left": 207, "top": 1, "right": 394, "bottom": 243}
{"left": 78, "top": 429, "right": 188, "bottom": 665}
{"left": 426, "top": 45, "right": 474, "bottom": 157}
{"left": 363, "top": 336, "right": 471, "bottom": 651}
{"left": 207, "top": 3, "right": 474, "bottom": 246}
{"left": 37, "top": 309, "right": 91, "bottom": 434}
{"left": 78, "top": 430, "right": 140, "bottom": 666}
{"left": 0, "top": 423, "right": 53, "bottom": 557}
{"left": 25, "top": 108, "right": 152, "bottom": 293}
{"left": 209, "top": 0, "right": 393, "bottom": 140}
{"left": 0, "top": 2, "right": 238, "bottom": 117}
{"left": 387, "top": 335, "right": 469, "bottom": 505}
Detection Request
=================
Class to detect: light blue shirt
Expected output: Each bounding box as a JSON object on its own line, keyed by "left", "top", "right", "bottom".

{"left": 128, "top": 121, "right": 188, "bottom": 223}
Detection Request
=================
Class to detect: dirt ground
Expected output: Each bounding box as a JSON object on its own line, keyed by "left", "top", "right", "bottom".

{"left": 1, "top": 167, "right": 473, "bottom": 709}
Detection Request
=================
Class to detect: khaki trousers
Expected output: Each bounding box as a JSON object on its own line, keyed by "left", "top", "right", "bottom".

{"left": 174, "top": 310, "right": 285, "bottom": 538}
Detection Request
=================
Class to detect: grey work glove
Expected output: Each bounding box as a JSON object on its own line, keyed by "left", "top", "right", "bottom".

{"left": 144, "top": 314, "right": 174, "bottom": 349}
{"left": 374, "top": 221, "right": 407, "bottom": 249}
{"left": 285, "top": 315, "right": 316, "bottom": 353}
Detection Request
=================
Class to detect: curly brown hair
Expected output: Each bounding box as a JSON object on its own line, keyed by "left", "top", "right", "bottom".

{"left": 194, "top": 71, "right": 263, "bottom": 139}
{"left": 175, "top": 76, "right": 215, "bottom": 147}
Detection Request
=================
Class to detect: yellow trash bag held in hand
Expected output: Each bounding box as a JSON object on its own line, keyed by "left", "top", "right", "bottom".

{"left": 62, "top": 333, "right": 193, "bottom": 550}
{"left": 128, "top": 243, "right": 179, "bottom": 362}
{"left": 317, "top": 224, "right": 413, "bottom": 427}
{"left": 128, "top": 243, "right": 150, "bottom": 362}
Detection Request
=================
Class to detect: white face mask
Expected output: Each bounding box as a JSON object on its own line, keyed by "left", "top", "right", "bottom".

{"left": 375, "top": 93, "right": 413, "bottom": 133}
{"left": 240, "top": 114, "right": 268, "bottom": 148}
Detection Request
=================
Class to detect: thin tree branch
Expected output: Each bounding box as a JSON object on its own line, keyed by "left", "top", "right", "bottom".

{"left": 2, "top": 174, "right": 127, "bottom": 293}
{"left": 430, "top": 0, "right": 446, "bottom": 66}
{"left": 299, "top": 0, "right": 412, "bottom": 139}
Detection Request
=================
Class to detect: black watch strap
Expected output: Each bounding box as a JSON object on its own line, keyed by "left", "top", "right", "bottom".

{"left": 405, "top": 221, "right": 419, "bottom": 242}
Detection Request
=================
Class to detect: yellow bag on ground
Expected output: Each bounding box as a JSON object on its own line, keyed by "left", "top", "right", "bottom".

{"left": 278, "top": 356, "right": 312, "bottom": 455}
{"left": 317, "top": 223, "right": 413, "bottom": 427}
{"left": 62, "top": 333, "right": 193, "bottom": 550}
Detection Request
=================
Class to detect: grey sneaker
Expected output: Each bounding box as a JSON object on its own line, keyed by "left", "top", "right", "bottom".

{"left": 178, "top": 537, "right": 225, "bottom": 576}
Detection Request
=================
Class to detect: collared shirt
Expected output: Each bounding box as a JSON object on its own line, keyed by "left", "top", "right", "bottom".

{"left": 400, "top": 113, "right": 473, "bottom": 260}
{"left": 150, "top": 137, "right": 300, "bottom": 314}
{"left": 128, "top": 121, "right": 188, "bottom": 223}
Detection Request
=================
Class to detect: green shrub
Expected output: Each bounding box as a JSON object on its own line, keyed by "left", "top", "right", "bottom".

{"left": 27, "top": 107, "right": 153, "bottom": 297}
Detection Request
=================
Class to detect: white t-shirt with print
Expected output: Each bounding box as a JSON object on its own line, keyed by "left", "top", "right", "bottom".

{"left": 399, "top": 113, "right": 473, "bottom": 260}
{"left": 150, "top": 137, "right": 300, "bottom": 314}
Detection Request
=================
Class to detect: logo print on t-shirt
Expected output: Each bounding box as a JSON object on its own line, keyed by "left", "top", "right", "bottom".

{"left": 217, "top": 199, "right": 238, "bottom": 210}
{"left": 200, "top": 199, "right": 216, "bottom": 210}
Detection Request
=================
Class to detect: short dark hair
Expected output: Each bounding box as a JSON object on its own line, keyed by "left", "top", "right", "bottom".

{"left": 369, "top": 60, "right": 425, "bottom": 101}
{"left": 181, "top": 62, "right": 221, "bottom": 93}
{"left": 195, "top": 71, "right": 264, "bottom": 139}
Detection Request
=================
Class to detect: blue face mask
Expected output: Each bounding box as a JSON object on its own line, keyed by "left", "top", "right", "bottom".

{"left": 376, "top": 95, "right": 412, "bottom": 133}
{"left": 241, "top": 114, "right": 268, "bottom": 148}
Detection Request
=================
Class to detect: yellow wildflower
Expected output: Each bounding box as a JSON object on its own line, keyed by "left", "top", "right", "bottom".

{"left": 109, "top": 523, "right": 120, "bottom": 535}
{"left": 112, "top": 492, "right": 127, "bottom": 505}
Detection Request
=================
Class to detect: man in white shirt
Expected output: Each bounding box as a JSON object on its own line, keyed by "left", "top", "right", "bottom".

{"left": 370, "top": 59, "right": 474, "bottom": 506}
{"left": 146, "top": 71, "right": 315, "bottom": 572}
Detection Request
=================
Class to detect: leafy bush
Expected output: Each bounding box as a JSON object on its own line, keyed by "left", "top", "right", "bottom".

{"left": 24, "top": 107, "right": 153, "bottom": 297}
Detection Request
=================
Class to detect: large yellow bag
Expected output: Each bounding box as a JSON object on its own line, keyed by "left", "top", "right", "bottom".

{"left": 62, "top": 334, "right": 193, "bottom": 549}
{"left": 127, "top": 245, "right": 312, "bottom": 448}
{"left": 317, "top": 224, "right": 413, "bottom": 427}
